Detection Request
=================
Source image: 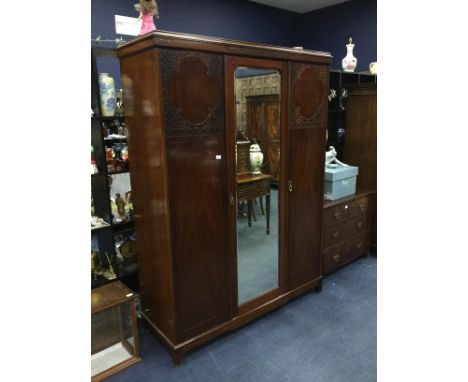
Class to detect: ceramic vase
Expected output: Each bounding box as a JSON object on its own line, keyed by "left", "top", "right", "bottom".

{"left": 98, "top": 73, "right": 116, "bottom": 117}
{"left": 249, "top": 142, "right": 263, "bottom": 175}
{"left": 341, "top": 38, "right": 357, "bottom": 72}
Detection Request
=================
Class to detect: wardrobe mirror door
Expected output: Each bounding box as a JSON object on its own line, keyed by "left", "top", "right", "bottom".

{"left": 234, "top": 67, "right": 281, "bottom": 305}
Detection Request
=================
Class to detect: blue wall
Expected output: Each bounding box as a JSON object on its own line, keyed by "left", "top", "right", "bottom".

{"left": 298, "top": 0, "right": 377, "bottom": 71}
{"left": 91, "top": 0, "right": 301, "bottom": 45}
{"left": 91, "top": 0, "right": 376, "bottom": 87}
{"left": 92, "top": 0, "right": 300, "bottom": 88}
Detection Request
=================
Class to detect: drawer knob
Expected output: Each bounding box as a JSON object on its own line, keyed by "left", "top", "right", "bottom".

{"left": 332, "top": 231, "right": 340, "bottom": 239}
{"left": 334, "top": 211, "right": 341, "bottom": 219}
{"left": 356, "top": 242, "right": 363, "bottom": 249}
{"left": 332, "top": 254, "right": 340, "bottom": 262}
{"left": 356, "top": 221, "right": 363, "bottom": 228}
{"left": 359, "top": 204, "right": 365, "bottom": 211}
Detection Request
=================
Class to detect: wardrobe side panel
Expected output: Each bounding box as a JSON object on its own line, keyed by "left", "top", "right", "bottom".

{"left": 120, "top": 48, "right": 177, "bottom": 341}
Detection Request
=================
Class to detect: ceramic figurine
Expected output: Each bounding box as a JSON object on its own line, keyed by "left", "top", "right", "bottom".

{"left": 337, "top": 128, "right": 346, "bottom": 140}
{"left": 121, "top": 146, "right": 129, "bottom": 162}
{"left": 91, "top": 215, "right": 107, "bottom": 227}
{"left": 116, "top": 89, "right": 124, "bottom": 116}
{"left": 325, "top": 146, "right": 349, "bottom": 169}
{"left": 101, "top": 252, "right": 117, "bottom": 280}
{"left": 136, "top": 0, "right": 159, "bottom": 35}
{"left": 115, "top": 193, "right": 127, "bottom": 221}
{"left": 91, "top": 249, "right": 102, "bottom": 280}
{"left": 341, "top": 37, "right": 357, "bottom": 72}
{"left": 249, "top": 140, "right": 264, "bottom": 175}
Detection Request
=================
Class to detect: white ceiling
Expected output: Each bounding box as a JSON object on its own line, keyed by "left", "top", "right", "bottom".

{"left": 249, "top": 0, "right": 351, "bottom": 14}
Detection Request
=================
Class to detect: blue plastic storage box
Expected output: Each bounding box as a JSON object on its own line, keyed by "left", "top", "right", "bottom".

{"left": 324, "top": 165, "right": 359, "bottom": 201}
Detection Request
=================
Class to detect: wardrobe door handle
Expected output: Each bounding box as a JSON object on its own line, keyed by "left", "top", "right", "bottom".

{"left": 288, "top": 180, "right": 293, "bottom": 192}
{"left": 332, "top": 254, "right": 341, "bottom": 262}
{"left": 229, "top": 193, "right": 235, "bottom": 206}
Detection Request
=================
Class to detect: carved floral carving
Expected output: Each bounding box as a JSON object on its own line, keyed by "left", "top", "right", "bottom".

{"left": 290, "top": 63, "right": 328, "bottom": 130}
{"left": 160, "top": 49, "right": 225, "bottom": 140}
{"left": 167, "top": 57, "right": 220, "bottom": 125}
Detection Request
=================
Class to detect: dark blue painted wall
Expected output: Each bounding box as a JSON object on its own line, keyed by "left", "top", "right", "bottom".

{"left": 298, "top": 0, "right": 377, "bottom": 71}
{"left": 91, "top": 0, "right": 376, "bottom": 87}
{"left": 92, "top": 0, "right": 300, "bottom": 46}
{"left": 92, "top": 0, "right": 300, "bottom": 88}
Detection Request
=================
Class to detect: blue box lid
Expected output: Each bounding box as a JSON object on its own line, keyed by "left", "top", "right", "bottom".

{"left": 324, "top": 165, "right": 359, "bottom": 181}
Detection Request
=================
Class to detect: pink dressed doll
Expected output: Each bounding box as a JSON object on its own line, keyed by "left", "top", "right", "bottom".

{"left": 137, "top": 0, "right": 159, "bottom": 35}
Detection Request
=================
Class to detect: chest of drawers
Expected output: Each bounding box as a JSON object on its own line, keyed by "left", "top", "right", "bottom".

{"left": 321, "top": 190, "right": 375, "bottom": 275}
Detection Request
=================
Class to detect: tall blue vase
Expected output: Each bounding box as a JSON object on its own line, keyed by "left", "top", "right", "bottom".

{"left": 98, "top": 73, "right": 116, "bottom": 117}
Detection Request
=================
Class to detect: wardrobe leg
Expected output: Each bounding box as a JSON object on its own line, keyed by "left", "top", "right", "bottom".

{"left": 172, "top": 349, "right": 184, "bottom": 366}
{"left": 314, "top": 280, "right": 322, "bottom": 293}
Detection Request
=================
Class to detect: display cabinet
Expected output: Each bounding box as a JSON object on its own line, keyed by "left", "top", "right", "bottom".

{"left": 117, "top": 30, "right": 331, "bottom": 363}
{"left": 327, "top": 70, "right": 376, "bottom": 159}
{"left": 342, "top": 83, "right": 377, "bottom": 250}
{"left": 91, "top": 47, "right": 138, "bottom": 290}
{"left": 91, "top": 281, "right": 140, "bottom": 381}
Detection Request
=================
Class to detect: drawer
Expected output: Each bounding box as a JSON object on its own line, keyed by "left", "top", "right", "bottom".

{"left": 322, "top": 216, "right": 366, "bottom": 248}
{"left": 237, "top": 178, "right": 271, "bottom": 201}
{"left": 323, "top": 203, "right": 351, "bottom": 228}
{"left": 348, "top": 196, "right": 368, "bottom": 218}
{"left": 347, "top": 232, "right": 368, "bottom": 260}
{"left": 347, "top": 216, "right": 367, "bottom": 237}
{"left": 322, "top": 220, "right": 348, "bottom": 248}
{"left": 322, "top": 242, "right": 347, "bottom": 275}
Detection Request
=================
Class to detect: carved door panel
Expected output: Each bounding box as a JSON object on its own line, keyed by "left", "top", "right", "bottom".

{"left": 160, "top": 49, "right": 231, "bottom": 340}
{"left": 287, "top": 63, "right": 329, "bottom": 289}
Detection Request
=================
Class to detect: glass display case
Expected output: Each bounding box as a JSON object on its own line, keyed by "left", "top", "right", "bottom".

{"left": 91, "top": 281, "right": 140, "bottom": 381}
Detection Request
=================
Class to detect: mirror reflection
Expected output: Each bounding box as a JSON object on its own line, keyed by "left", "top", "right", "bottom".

{"left": 235, "top": 67, "right": 281, "bottom": 305}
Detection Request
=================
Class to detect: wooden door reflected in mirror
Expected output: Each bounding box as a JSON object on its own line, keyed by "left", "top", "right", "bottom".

{"left": 234, "top": 67, "right": 281, "bottom": 305}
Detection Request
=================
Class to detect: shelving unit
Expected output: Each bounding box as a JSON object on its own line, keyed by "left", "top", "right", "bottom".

{"left": 326, "top": 70, "right": 377, "bottom": 158}
{"left": 91, "top": 47, "right": 138, "bottom": 291}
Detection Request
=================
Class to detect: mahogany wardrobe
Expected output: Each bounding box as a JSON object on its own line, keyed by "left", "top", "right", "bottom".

{"left": 117, "top": 30, "right": 331, "bottom": 364}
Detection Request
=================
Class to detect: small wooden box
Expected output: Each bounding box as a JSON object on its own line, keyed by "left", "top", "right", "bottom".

{"left": 236, "top": 140, "right": 251, "bottom": 174}
{"left": 91, "top": 281, "right": 141, "bottom": 381}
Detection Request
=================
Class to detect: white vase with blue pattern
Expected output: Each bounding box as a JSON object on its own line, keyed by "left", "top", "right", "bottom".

{"left": 98, "top": 73, "right": 116, "bottom": 117}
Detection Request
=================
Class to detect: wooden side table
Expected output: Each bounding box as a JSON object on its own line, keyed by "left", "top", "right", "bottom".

{"left": 91, "top": 281, "right": 141, "bottom": 381}
{"left": 236, "top": 173, "right": 272, "bottom": 234}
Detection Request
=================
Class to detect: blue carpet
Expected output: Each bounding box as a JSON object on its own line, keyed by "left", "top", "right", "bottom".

{"left": 107, "top": 256, "right": 377, "bottom": 382}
